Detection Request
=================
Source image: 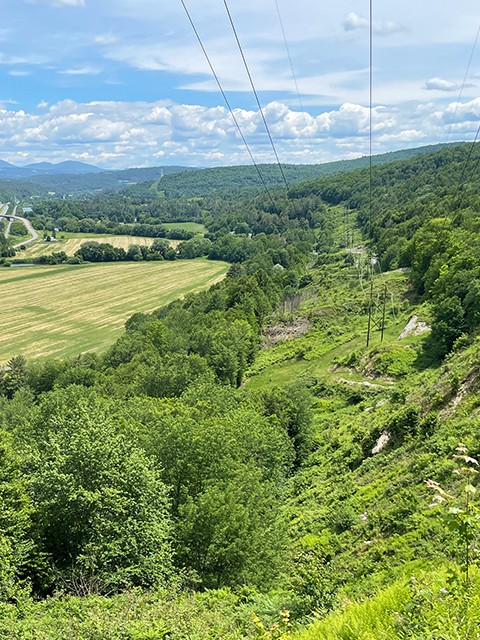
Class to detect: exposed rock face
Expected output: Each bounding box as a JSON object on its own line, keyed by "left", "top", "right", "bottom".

{"left": 398, "top": 315, "right": 430, "bottom": 340}
{"left": 372, "top": 430, "right": 391, "bottom": 454}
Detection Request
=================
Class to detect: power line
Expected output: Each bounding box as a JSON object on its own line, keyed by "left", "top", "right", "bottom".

{"left": 222, "top": 0, "right": 289, "bottom": 189}
{"left": 447, "top": 22, "right": 480, "bottom": 141}
{"left": 273, "top": 0, "right": 318, "bottom": 164}
{"left": 179, "top": 0, "right": 276, "bottom": 205}
{"left": 453, "top": 121, "right": 480, "bottom": 204}
{"left": 368, "top": 0, "right": 373, "bottom": 238}
{"left": 365, "top": 0, "right": 374, "bottom": 347}
{"left": 465, "top": 139, "right": 480, "bottom": 184}
{"left": 447, "top": 22, "right": 480, "bottom": 206}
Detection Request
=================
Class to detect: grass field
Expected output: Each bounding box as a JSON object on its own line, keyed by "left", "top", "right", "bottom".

{"left": 20, "top": 235, "right": 160, "bottom": 258}
{"left": 0, "top": 259, "right": 228, "bottom": 363}
{"left": 162, "top": 222, "right": 206, "bottom": 234}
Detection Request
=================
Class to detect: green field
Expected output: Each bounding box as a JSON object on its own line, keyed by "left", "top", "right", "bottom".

{"left": 162, "top": 222, "right": 206, "bottom": 234}
{"left": 0, "top": 259, "right": 228, "bottom": 363}
{"left": 20, "top": 234, "right": 163, "bottom": 258}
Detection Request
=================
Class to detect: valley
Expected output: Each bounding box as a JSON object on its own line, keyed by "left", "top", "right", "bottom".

{"left": 0, "top": 143, "right": 479, "bottom": 639}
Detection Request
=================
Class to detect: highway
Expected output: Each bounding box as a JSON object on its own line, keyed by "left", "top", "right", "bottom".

{"left": 0, "top": 203, "right": 39, "bottom": 247}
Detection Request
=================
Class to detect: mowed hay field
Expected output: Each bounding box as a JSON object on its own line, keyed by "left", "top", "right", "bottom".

{"left": 0, "top": 259, "right": 228, "bottom": 363}
{"left": 22, "top": 235, "right": 159, "bottom": 258}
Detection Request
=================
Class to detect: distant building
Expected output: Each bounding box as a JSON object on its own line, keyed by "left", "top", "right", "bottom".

{"left": 22, "top": 207, "right": 33, "bottom": 213}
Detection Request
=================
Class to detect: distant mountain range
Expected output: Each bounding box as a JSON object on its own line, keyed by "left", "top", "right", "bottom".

{"left": 0, "top": 142, "right": 465, "bottom": 198}
{"left": 0, "top": 160, "right": 104, "bottom": 178}
{"left": 0, "top": 163, "right": 198, "bottom": 195}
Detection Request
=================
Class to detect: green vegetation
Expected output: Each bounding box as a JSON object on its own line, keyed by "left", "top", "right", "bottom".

{"left": 9, "top": 220, "right": 27, "bottom": 237}
{"left": 0, "top": 260, "right": 228, "bottom": 362}
{"left": 141, "top": 144, "right": 460, "bottom": 199}
{"left": 1, "top": 143, "right": 480, "bottom": 638}
{"left": 162, "top": 221, "right": 207, "bottom": 234}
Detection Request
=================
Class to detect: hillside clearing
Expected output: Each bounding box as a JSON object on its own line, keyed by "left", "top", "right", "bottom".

{"left": 0, "top": 259, "right": 228, "bottom": 363}
{"left": 162, "top": 222, "right": 206, "bottom": 234}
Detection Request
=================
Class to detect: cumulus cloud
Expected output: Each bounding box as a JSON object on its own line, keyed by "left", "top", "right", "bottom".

{"left": 424, "top": 77, "right": 459, "bottom": 92}
{"left": 0, "top": 97, "right": 477, "bottom": 169}
{"left": 343, "top": 12, "right": 406, "bottom": 36}
{"left": 443, "top": 96, "right": 480, "bottom": 123}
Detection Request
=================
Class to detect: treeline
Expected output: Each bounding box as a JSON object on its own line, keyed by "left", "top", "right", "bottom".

{"left": 26, "top": 189, "right": 326, "bottom": 239}
{"left": 292, "top": 142, "right": 480, "bottom": 358}
{"left": 12, "top": 228, "right": 312, "bottom": 269}
{"left": 0, "top": 233, "right": 313, "bottom": 599}
{"left": 28, "top": 196, "right": 203, "bottom": 230}
{"left": 0, "top": 220, "right": 14, "bottom": 258}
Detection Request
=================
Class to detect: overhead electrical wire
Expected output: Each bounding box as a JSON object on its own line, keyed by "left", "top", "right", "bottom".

{"left": 464, "top": 134, "right": 480, "bottom": 184}
{"left": 179, "top": 0, "right": 276, "bottom": 205}
{"left": 446, "top": 21, "right": 480, "bottom": 206}
{"left": 368, "top": 0, "right": 373, "bottom": 238}
{"left": 447, "top": 22, "right": 480, "bottom": 141}
{"left": 453, "top": 120, "right": 480, "bottom": 204}
{"left": 222, "top": 0, "right": 289, "bottom": 189}
{"left": 273, "top": 0, "right": 318, "bottom": 164}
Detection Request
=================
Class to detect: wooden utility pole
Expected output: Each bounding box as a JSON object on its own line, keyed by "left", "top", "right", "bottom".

{"left": 380, "top": 284, "right": 387, "bottom": 342}
{"left": 366, "top": 276, "right": 373, "bottom": 347}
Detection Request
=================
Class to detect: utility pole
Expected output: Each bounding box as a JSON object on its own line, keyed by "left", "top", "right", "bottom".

{"left": 380, "top": 284, "right": 387, "bottom": 342}
{"left": 366, "top": 276, "right": 373, "bottom": 347}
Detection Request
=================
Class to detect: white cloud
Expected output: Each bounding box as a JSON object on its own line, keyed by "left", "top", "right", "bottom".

{"left": 0, "top": 96, "right": 477, "bottom": 169}
{"left": 59, "top": 66, "right": 101, "bottom": 75}
{"left": 9, "top": 70, "right": 31, "bottom": 77}
{"left": 424, "top": 77, "right": 459, "bottom": 92}
{"left": 0, "top": 52, "right": 49, "bottom": 66}
{"left": 94, "top": 33, "right": 118, "bottom": 45}
{"left": 28, "top": 0, "right": 86, "bottom": 6}
{"left": 343, "top": 12, "right": 406, "bottom": 36}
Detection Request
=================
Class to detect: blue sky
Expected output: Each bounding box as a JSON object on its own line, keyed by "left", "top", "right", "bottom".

{"left": 1, "top": 0, "right": 480, "bottom": 168}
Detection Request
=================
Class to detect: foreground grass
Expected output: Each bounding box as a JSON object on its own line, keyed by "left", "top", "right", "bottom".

{"left": 292, "top": 567, "right": 480, "bottom": 640}
{"left": 0, "top": 259, "right": 228, "bottom": 362}
{"left": 0, "top": 588, "right": 257, "bottom": 640}
{"left": 0, "top": 566, "right": 478, "bottom": 639}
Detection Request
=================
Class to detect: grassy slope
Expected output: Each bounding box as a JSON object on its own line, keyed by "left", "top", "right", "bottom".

{"left": 0, "top": 259, "right": 228, "bottom": 362}
{"left": 2, "top": 251, "right": 479, "bottom": 639}
{"left": 240, "top": 222, "right": 480, "bottom": 635}
{"left": 292, "top": 568, "right": 480, "bottom": 639}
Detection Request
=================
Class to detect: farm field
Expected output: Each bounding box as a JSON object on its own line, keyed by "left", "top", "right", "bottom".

{"left": 162, "top": 222, "right": 206, "bottom": 234}
{"left": 20, "top": 234, "right": 160, "bottom": 258}
{"left": 0, "top": 259, "right": 228, "bottom": 363}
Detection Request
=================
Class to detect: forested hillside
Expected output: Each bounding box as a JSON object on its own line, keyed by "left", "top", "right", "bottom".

{"left": 128, "top": 143, "right": 459, "bottom": 199}
{"left": 0, "top": 142, "right": 456, "bottom": 199}
{"left": 1, "top": 144, "right": 480, "bottom": 638}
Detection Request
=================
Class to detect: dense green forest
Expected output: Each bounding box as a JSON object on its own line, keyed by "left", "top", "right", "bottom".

{"left": 1, "top": 143, "right": 480, "bottom": 638}
{"left": 151, "top": 143, "right": 459, "bottom": 199}
{"left": 0, "top": 142, "right": 458, "bottom": 199}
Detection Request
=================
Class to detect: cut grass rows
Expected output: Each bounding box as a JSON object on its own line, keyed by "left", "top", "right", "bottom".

{"left": 0, "top": 259, "right": 228, "bottom": 363}
{"left": 21, "top": 235, "right": 158, "bottom": 258}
